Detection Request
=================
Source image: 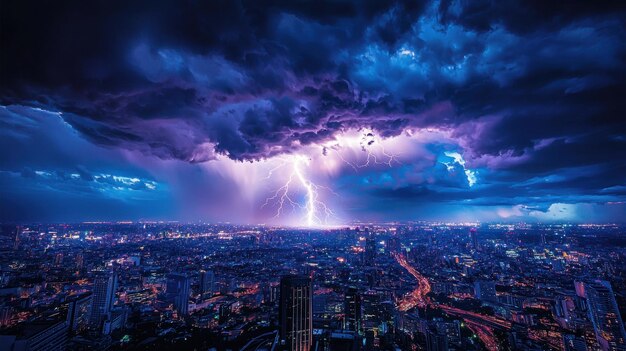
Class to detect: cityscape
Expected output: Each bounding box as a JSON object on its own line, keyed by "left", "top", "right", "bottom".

{"left": 1, "top": 0, "right": 625, "bottom": 350}
{"left": 0, "top": 222, "right": 624, "bottom": 351}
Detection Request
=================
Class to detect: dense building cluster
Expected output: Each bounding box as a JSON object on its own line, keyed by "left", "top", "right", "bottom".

{"left": 0, "top": 222, "right": 624, "bottom": 351}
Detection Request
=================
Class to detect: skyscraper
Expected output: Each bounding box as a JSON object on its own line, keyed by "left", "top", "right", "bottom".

{"left": 75, "top": 252, "right": 84, "bottom": 271}
{"left": 54, "top": 253, "right": 63, "bottom": 267}
{"left": 469, "top": 228, "right": 479, "bottom": 250}
{"left": 583, "top": 280, "right": 626, "bottom": 351}
{"left": 279, "top": 275, "right": 312, "bottom": 351}
{"left": 365, "top": 238, "right": 376, "bottom": 265}
{"left": 89, "top": 272, "right": 117, "bottom": 329}
{"left": 166, "top": 273, "right": 190, "bottom": 316}
{"left": 474, "top": 280, "right": 497, "bottom": 302}
{"left": 199, "top": 270, "right": 214, "bottom": 295}
{"left": 344, "top": 287, "right": 361, "bottom": 333}
{"left": 66, "top": 294, "right": 92, "bottom": 333}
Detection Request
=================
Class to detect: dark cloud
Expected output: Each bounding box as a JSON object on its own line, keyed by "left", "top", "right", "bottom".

{"left": 1, "top": 0, "right": 625, "bottom": 222}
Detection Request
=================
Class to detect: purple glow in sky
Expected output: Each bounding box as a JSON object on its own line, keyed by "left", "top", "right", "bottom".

{"left": 1, "top": 1, "right": 625, "bottom": 225}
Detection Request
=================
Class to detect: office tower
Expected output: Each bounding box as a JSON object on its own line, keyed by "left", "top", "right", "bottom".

{"left": 386, "top": 236, "right": 401, "bottom": 253}
{"left": 583, "top": 281, "right": 626, "bottom": 351}
{"left": 564, "top": 334, "right": 588, "bottom": 351}
{"left": 365, "top": 238, "right": 376, "bottom": 265}
{"left": 54, "top": 253, "right": 63, "bottom": 267}
{"left": 474, "top": 280, "right": 497, "bottom": 302}
{"left": 435, "top": 319, "right": 461, "bottom": 348}
{"left": 75, "top": 253, "right": 84, "bottom": 271}
{"left": 66, "top": 294, "right": 92, "bottom": 333}
{"left": 13, "top": 225, "right": 20, "bottom": 251}
{"left": 89, "top": 273, "right": 117, "bottom": 329}
{"left": 362, "top": 291, "right": 382, "bottom": 335}
{"left": 0, "top": 319, "right": 68, "bottom": 351}
{"left": 199, "top": 270, "right": 214, "bottom": 295}
{"left": 344, "top": 287, "right": 361, "bottom": 333}
{"left": 166, "top": 273, "right": 190, "bottom": 316}
{"left": 426, "top": 326, "right": 449, "bottom": 351}
{"left": 541, "top": 231, "right": 547, "bottom": 245}
{"left": 279, "top": 275, "right": 312, "bottom": 351}
{"left": 0, "top": 306, "right": 12, "bottom": 327}
{"left": 469, "top": 228, "right": 479, "bottom": 250}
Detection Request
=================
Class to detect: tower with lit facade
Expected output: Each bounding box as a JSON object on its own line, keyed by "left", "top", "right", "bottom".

{"left": 279, "top": 275, "right": 312, "bottom": 351}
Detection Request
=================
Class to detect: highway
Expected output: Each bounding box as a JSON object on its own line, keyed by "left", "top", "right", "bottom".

{"left": 240, "top": 330, "right": 278, "bottom": 351}
{"left": 393, "top": 253, "right": 511, "bottom": 351}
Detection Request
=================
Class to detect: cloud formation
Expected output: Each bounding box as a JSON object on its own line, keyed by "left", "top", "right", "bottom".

{"left": 1, "top": 0, "right": 624, "bottom": 223}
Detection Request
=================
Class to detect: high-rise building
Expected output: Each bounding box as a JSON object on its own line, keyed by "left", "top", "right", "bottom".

{"left": 13, "top": 225, "right": 21, "bottom": 251}
{"left": 199, "top": 270, "right": 214, "bottom": 295}
{"left": 0, "top": 319, "right": 68, "bottom": 351}
{"left": 166, "top": 273, "right": 190, "bottom": 316}
{"left": 75, "top": 253, "right": 84, "bottom": 271}
{"left": 66, "top": 294, "right": 92, "bottom": 333}
{"left": 89, "top": 273, "right": 117, "bottom": 329}
{"left": 563, "top": 334, "right": 588, "bottom": 351}
{"left": 365, "top": 238, "right": 376, "bottom": 265}
{"left": 583, "top": 280, "right": 626, "bottom": 351}
{"left": 279, "top": 275, "right": 312, "bottom": 351}
{"left": 54, "top": 253, "right": 63, "bottom": 267}
{"left": 469, "top": 228, "right": 479, "bottom": 250}
{"left": 435, "top": 319, "right": 461, "bottom": 348}
{"left": 0, "top": 306, "right": 12, "bottom": 327}
{"left": 362, "top": 290, "right": 382, "bottom": 338}
{"left": 344, "top": 287, "right": 361, "bottom": 333}
{"left": 474, "top": 280, "right": 497, "bottom": 302}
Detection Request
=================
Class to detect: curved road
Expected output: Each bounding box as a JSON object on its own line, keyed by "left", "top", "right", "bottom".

{"left": 393, "top": 253, "right": 510, "bottom": 351}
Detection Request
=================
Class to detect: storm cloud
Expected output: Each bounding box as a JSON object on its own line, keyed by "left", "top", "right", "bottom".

{"left": 1, "top": 0, "right": 625, "bottom": 223}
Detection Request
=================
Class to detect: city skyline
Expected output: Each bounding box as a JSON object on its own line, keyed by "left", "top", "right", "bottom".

{"left": 1, "top": 1, "right": 625, "bottom": 226}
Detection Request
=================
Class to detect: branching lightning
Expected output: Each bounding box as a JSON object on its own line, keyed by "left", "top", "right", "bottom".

{"left": 329, "top": 129, "right": 401, "bottom": 171}
{"left": 261, "top": 130, "right": 401, "bottom": 226}
{"left": 261, "top": 155, "right": 336, "bottom": 227}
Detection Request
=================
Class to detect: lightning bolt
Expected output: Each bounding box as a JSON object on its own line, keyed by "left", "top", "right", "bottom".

{"left": 262, "top": 155, "right": 336, "bottom": 227}
{"left": 329, "top": 129, "right": 401, "bottom": 171}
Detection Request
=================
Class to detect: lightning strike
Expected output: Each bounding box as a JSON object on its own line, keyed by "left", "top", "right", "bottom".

{"left": 262, "top": 155, "right": 336, "bottom": 227}
{"left": 327, "top": 129, "right": 402, "bottom": 171}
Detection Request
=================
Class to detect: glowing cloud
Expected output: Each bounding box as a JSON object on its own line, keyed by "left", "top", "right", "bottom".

{"left": 443, "top": 151, "right": 477, "bottom": 187}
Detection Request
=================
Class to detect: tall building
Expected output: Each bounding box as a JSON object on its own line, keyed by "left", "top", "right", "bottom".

{"left": 344, "top": 287, "right": 361, "bottom": 333}
{"left": 199, "top": 270, "right": 214, "bottom": 295}
{"left": 583, "top": 281, "right": 626, "bottom": 351}
{"left": 469, "top": 228, "right": 479, "bottom": 250}
{"left": 474, "top": 280, "right": 497, "bottom": 302}
{"left": 13, "top": 225, "right": 21, "bottom": 251}
{"left": 362, "top": 290, "right": 382, "bottom": 342}
{"left": 89, "top": 273, "right": 117, "bottom": 329}
{"left": 564, "top": 334, "right": 588, "bottom": 351}
{"left": 166, "top": 273, "right": 190, "bottom": 316}
{"left": 365, "top": 238, "right": 376, "bottom": 265}
{"left": 0, "top": 319, "right": 68, "bottom": 351}
{"left": 66, "top": 294, "right": 92, "bottom": 333}
{"left": 0, "top": 306, "right": 12, "bottom": 327}
{"left": 75, "top": 252, "right": 84, "bottom": 271}
{"left": 54, "top": 253, "right": 63, "bottom": 267}
{"left": 279, "top": 275, "right": 312, "bottom": 351}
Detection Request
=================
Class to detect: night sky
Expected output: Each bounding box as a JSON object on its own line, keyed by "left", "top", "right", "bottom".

{"left": 1, "top": 0, "right": 625, "bottom": 225}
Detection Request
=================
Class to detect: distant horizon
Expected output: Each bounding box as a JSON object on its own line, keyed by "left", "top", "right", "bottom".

{"left": 3, "top": 219, "right": 624, "bottom": 226}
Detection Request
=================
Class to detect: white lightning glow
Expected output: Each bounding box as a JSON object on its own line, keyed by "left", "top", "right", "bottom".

{"left": 262, "top": 155, "right": 335, "bottom": 227}
{"left": 324, "top": 129, "right": 401, "bottom": 171}
{"left": 443, "top": 151, "right": 477, "bottom": 187}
